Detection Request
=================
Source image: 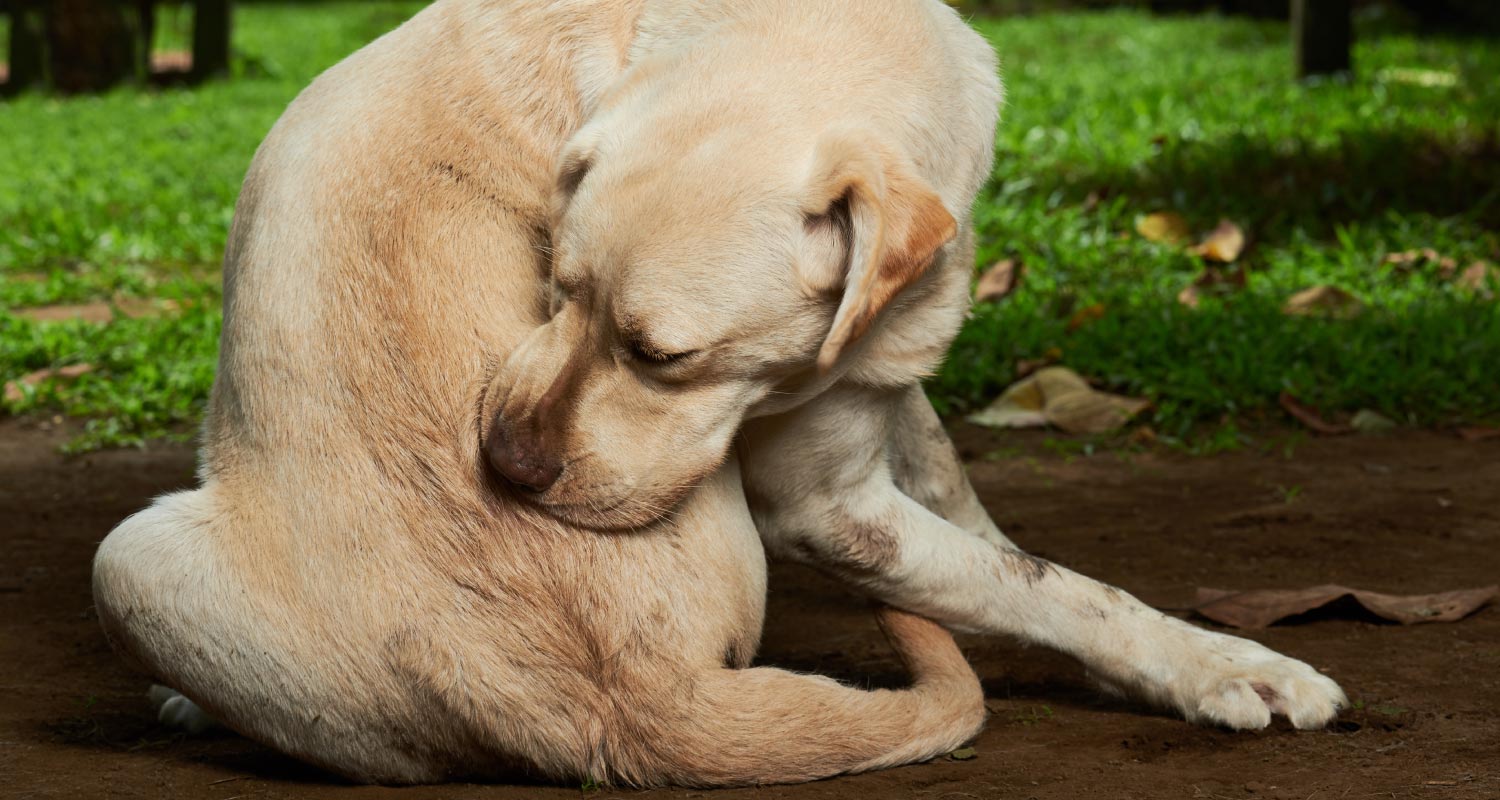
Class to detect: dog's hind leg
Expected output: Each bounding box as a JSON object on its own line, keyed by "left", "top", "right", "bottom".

{"left": 605, "top": 608, "right": 984, "bottom": 787}
{"left": 886, "top": 384, "right": 1014, "bottom": 548}
{"left": 93, "top": 487, "right": 447, "bottom": 783}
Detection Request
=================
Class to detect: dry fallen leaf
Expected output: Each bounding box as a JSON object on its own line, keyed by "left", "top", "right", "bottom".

{"left": 975, "top": 259, "right": 1023, "bottom": 303}
{"left": 3, "top": 363, "right": 95, "bottom": 404}
{"left": 1384, "top": 248, "right": 1458, "bottom": 277}
{"left": 1187, "top": 219, "right": 1246, "bottom": 263}
{"left": 968, "top": 371, "right": 1054, "bottom": 430}
{"left": 1456, "top": 261, "right": 1494, "bottom": 297}
{"left": 1278, "top": 392, "right": 1351, "bottom": 435}
{"left": 968, "top": 366, "right": 1149, "bottom": 435}
{"left": 1283, "top": 285, "right": 1363, "bottom": 318}
{"left": 1176, "top": 285, "right": 1203, "bottom": 309}
{"left": 1135, "top": 212, "right": 1192, "bottom": 245}
{"left": 1066, "top": 302, "right": 1107, "bottom": 331}
{"left": 1193, "top": 584, "right": 1499, "bottom": 629}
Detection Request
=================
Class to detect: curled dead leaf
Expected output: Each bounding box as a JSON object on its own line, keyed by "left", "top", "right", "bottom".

{"left": 968, "top": 366, "right": 1149, "bottom": 435}
{"left": 1187, "top": 219, "right": 1246, "bottom": 263}
{"left": 1048, "top": 391, "right": 1151, "bottom": 435}
{"left": 1278, "top": 392, "right": 1351, "bottom": 435}
{"left": 1283, "top": 285, "right": 1363, "bottom": 318}
{"left": 3, "top": 363, "right": 96, "bottom": 404}
{"left": 975, "top": 259, "right": 1023, "bottom": 303}
{"left": 1135, "top": 212, "right": 1192, "bottom": 245}
{"left": 1193, "top": 584, "right": 1499, "bottom": 629}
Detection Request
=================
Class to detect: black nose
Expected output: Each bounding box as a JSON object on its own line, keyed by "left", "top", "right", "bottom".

{"left": 485, "top": 421, "right": 563, "bottom": 492}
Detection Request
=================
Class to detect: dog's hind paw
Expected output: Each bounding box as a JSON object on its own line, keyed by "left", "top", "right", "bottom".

{"left": 148, "top": 684, "right": 219, "bottom": 735}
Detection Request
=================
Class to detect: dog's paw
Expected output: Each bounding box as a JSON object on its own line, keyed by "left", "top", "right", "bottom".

{"left": 148, "top": 684, "right": 219, "bottom": 735}
{"left": 1170, "top": 629, "right": 1346, "bottom": 731}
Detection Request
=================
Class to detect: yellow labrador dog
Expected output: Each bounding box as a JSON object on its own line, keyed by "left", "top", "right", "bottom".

{"left": 94, "top": 0, "right": 1346, "bottom": 787}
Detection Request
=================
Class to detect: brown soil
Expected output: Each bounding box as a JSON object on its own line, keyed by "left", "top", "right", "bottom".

{"left": 3, "top": 419, "right": 1497, "bottom": 799}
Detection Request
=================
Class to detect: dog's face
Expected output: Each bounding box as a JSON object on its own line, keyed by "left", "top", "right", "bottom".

{"left": 482, "top": 98, "right": 957, "bottom": 530}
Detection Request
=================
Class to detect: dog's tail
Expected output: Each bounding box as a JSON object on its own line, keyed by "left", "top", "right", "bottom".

{"left": 608, "top": 607, "right": 985, "bottom": 787}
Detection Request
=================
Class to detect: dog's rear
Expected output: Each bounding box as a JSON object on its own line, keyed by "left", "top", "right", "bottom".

{"left": 92, "top": 0, "right": 992, "bottom": 785}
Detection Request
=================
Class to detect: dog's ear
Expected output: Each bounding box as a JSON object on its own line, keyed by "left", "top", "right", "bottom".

{"left": 801, "top": 132, "right": 957, "bottom": 373}
{"left": 553, "top": 126, "right": 603, "bottom": 227}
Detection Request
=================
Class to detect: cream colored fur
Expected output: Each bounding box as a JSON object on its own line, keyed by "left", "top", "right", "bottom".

{"left": 94, "top": 0, "right": 1345, "bottom": 787}
{"left": 92, "top": 0, "right": 990, "bottom": 786}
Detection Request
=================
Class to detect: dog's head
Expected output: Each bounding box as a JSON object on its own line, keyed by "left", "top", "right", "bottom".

{"left": 480, "top": 73, "right": 961, "bottom": 529}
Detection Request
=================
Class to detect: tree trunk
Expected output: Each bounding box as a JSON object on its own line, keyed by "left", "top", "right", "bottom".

{"left": 1293, "top": 0, "right": 1353, "bottom": 78}
{"left": 5, "top": 3, "right": 48, "bottom": 93}
{"left": 45, "top": 0, "right": 140, "bottom": 93}
{"left": 191, "top": 0, "right": 230, "bottom": 80}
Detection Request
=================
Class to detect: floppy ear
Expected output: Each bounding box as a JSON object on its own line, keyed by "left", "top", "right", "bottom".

{"left": 802, "top": 132, "right": 957, "bottom": 373}
{"left": 552, "top": 126, "right": 602, "bottom": 227}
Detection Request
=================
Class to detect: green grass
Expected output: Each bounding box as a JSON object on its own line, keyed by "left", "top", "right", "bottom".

{"left": 1, "top": 4, "right": 1498, "bottom": 449}
{"left": 936, "top": 12, "right": 1500, "bottom": 438}
{"left": 0, "top": 1, "right": 426, "bottom": 448}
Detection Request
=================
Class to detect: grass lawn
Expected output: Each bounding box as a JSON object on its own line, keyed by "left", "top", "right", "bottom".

{"left": 1, "top": 3, "right": 1497, "bottom": 450}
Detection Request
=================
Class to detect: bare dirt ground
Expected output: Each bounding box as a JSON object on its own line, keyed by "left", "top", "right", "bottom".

{"left": 3, "top": 419, "right": 1497, "bottom": 799}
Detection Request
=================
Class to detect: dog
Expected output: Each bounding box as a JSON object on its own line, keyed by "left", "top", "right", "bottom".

{"left": 91, "top": 0, "right": 996, "bottom": 786}
{"left": 94, "top": 0, "right": 1346, "bottom": 787}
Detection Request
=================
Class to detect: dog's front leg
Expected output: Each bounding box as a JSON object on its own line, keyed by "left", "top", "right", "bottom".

{"left": 886, "top": 384, "right": 1015, "bottom": 548}
{"left": 742, "top": 384, "right": 1345, "bottom": 731}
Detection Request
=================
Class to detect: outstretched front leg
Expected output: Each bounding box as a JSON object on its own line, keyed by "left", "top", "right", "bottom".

{"left": 742, "top": 383, "right": 1346, "bottom": 730}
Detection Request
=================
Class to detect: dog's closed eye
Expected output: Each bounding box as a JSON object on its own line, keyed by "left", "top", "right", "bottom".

{"left": 625, "top": 337, "right": 697, "bottom": 365}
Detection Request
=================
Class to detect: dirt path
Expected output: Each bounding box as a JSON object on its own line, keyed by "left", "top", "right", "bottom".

{"left": 2, "top": 420, "right": 1497, "bottom": 799}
